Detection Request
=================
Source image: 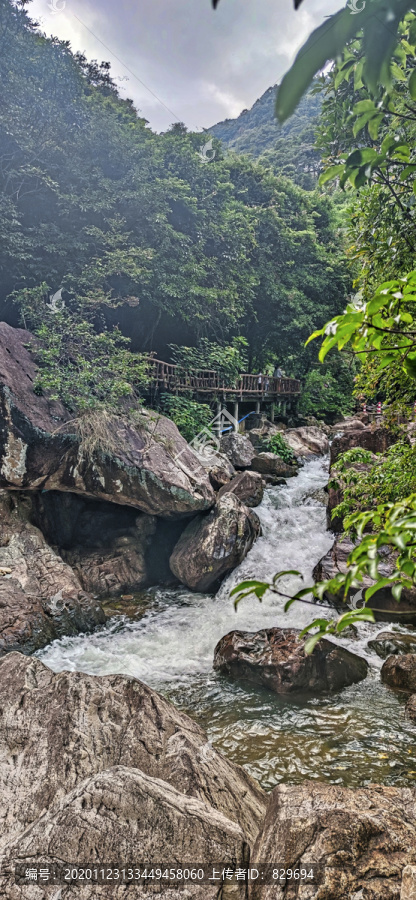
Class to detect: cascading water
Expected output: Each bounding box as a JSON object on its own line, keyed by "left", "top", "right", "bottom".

{"left": 37, "top": 456, "right": 416, "bottom": 790}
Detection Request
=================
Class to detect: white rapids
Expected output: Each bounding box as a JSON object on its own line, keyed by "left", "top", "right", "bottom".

{"left": 37, "top": 456, "right": 416, "bottom": 790}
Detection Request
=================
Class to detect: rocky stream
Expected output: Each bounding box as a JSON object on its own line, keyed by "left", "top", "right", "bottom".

{"left": 2, "top": 322, "right": 416, "bottom": 898}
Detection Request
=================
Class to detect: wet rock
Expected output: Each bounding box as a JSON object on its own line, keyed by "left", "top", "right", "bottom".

{"left": 250, "top": 452, "right": 298, "bottom": 478}
{"left": 306, "top": 486, "right": 328, "bottom": 506}
{"left": 326, "top": 483, "right": 344, "bottom": 532}
{"left": 368, "top": 631, "right": 416, "bottom": 660}
{"left": 262, "top": 474, "right": 287, "bottom": 486}
{"left": 101, "top": 590, "right": 155, "bottom": 620}
{"left": 284, "top": 425, "right": 329, "bottom": 458}
{"left": 0, "top": 653, "right": 266, "bottom": 855}
{"left": 220, "top": 432, "right": 256, "bottom": 468}
{"left": 250, "top": 782, "right": 416, "bottom": 900}
{"left": 0, "top": 323, "right": 214, "bottom": 516}
{"left": 314, "top": 538, "right": 416, "bottom": 623}
{"left": 213, "top": 627, "right": 368, "bottom": 695}
{"left": 330, "top": 424, "right": 398, "bottom": 467}
{"left": 169, "top": 494, "right": 261, "bottom": 592}
{"left": 0, "top": 491, "right": 104, "bottom": 656}
{"left": 381, "top": 654, "right": 416, "bottom": 692}
{"left": 218, "top": 470, "right": 264, "bottom": 508}
{"left": 406, "top": 695, "right": 416, "bottom": 722}
{"left": 206, "top": 451, "right": 236, "bottom": 491}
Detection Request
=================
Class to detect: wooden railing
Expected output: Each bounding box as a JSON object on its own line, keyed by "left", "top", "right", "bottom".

{"left": 146, "top": 358, "right": 301, "bottom": 398}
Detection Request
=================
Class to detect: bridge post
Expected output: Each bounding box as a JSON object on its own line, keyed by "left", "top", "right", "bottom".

{"left": 255, "top": 400, "right": 260, "bottom": 415}
{"left": 270, "top": 404, "right": 275, "bottom": 423}
{"left": 233, "top": 402, "right": 239, "bottom": 431}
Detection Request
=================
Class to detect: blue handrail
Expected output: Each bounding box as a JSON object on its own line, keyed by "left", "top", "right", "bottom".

{"left": 221, "top": 410, "right": 257, "bottom": 433}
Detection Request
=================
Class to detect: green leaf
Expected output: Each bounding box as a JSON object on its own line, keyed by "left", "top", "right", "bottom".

{"left": 318, "top": 165, "right": 345, "bottom": 186}
{"left": 353, "top": 99, "right": 377, "bottom": 114}
{"left": 272, "top": 570, "right": 302, "bottom": 583}
{"left": 368, "top": 114, "right": 384, "bottom": 141}
{"left": 364, "top": 578, "right": 396, "bottom": 601}
{"left": 275, "top": 8, "right": 360, "bottom": 123}
{"left": 392, "top": 583, "right": 403, "bottom": 602}
{"left": 304, "top": 633, "right": 325, "bottom": 655}
{"left": 230, "top": 580, "right": 266, "bottom": 596}
{"left": 409, "top": 68, "right": 416, "bottom": 99}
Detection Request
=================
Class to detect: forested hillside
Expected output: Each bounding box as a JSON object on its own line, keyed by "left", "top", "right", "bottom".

{"left": 210, "top": 87, "right": 322, "bottom": 188}
{"left": 0, "top": 0, "right": 350, "bottom": 416}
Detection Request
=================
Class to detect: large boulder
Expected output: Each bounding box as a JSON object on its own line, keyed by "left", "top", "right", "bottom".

{"left": 250, "top": 452, "right": 298, "bottom": 478}
{"left": 0, "top": 653, "right": 266, "bottom": 857}
{"left": 213, "top": 628, "right": 368, "bottom": 695}
{"left": 330, "top": 424, "right": 398, "bottom": 467}
{"left": 381, "top": 654, "right": 416, "bottom": 692}
{"left": 314, "top": 538, "right": 416, "bottom": 623}
{"left": 218, "top": 470, "right": 264, "bottom": 508}
{"left": 220, "top": 432, "right": 256, "bottom": 468}
{"left": 368, "top": 631, "right": 416, "bottom": 660}
{"left": 1, "top": 767, "right": 249, "bottom": 900}
{"left": 284, "top": 425, "right": 329, "bottom": 458}
{"left": 0, "top": 491, "right": 105, "bottom": 655}
{"left": 331, "top": 416, "right": 367, "bottom": 433}
{"left": 169, "top": 494, "right": 261, "bottom": 592}
{"left": 0, "top": 323, "right": 214, "bottom": 516}
{"left": 250, "top": 782, "right": 416, "bottom": 900}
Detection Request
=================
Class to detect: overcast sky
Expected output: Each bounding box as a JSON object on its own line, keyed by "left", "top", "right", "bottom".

{"left": 30, "top": 0, "right": 341, "bottom": 132}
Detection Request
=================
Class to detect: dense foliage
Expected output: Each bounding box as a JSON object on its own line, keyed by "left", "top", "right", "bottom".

{"left": 169, "top": 337, "right": 248, "bottom": 385}
{"left": 330, "top": 444, "right": 416, "bottom": 529}
{"left": 211, "top": 88, "right": 322, "bottom": 188}
{"left": 159, "top": 394, "right": 213, "bottom": 443}
{"left": 298, "top": 357, "right": 355, "bottom": 421}
{"left": 233, "top": 5, "right": 416, "bottom": 648}
{"left": 0, "top": 0, "right": 350, "bottom": 414}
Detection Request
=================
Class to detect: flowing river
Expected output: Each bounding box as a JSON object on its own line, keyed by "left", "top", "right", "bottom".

{"left": 37, "top": 456, "right": 416, "bottom": 790}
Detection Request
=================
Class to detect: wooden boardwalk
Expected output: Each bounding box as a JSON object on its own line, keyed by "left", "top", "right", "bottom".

{"left": 147, "top": 358, "right": 301, "bottom": 401}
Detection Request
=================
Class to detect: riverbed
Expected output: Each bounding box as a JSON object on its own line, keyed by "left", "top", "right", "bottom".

{"left": 37, "top": 456, "right": 416, "bottom": 790}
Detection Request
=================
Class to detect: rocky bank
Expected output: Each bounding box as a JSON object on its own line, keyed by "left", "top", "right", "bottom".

{"left": 1, "top": 653, "right": 416, "bottom": 900}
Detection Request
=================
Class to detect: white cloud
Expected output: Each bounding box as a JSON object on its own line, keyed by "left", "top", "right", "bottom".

{"left": 29, "top": 0, "right": 342, "bottom": 132}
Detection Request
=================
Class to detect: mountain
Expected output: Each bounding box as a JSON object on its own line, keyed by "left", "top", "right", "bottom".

{"left": 210, "top": 85, "right": 322, "bottom": 189}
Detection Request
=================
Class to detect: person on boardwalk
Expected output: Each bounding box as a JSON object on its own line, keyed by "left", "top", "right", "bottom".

{"left": 273, "top": 363, "right": 283, "bottom": 379}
